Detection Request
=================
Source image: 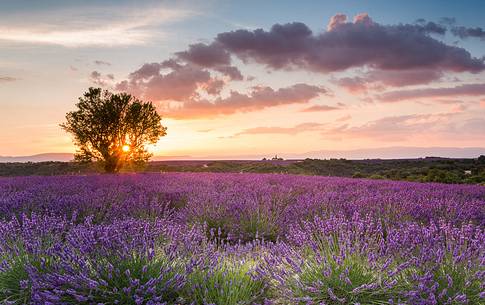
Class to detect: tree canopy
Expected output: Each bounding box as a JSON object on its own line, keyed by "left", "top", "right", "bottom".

{"left": 61, "top": 87, "right": 167, "bottom": 172}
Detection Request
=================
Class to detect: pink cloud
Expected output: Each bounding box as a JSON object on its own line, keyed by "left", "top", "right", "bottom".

{"left": 327, "top": 13, "right": 347, "bottom": 31}
{"left": 236, "top": 122, "right": 324, "bottom": 136}
{"left": 0, "top": 76, "right": 17, "bottom": 82}
{"left": 336, "top": 115, "right": 352, "bottom": 122}
{"left": 333, "top": 77, "right": 368, "bottom": 93}
{"left": 321, "top": 113, "right": 485, "bottom": 142}
{"left": 300, "top": 104, "right": 340, "bottom": 112}
{"left": 166, "top": 84, "right": 326, "bottom": 119}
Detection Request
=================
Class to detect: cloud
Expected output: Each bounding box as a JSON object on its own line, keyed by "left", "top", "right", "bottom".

{"left": 327, "top": 14, "right": 347, "bottom": 31}
{"left": 336, "top": 115, "right": 352, "bottom": 122}
{"left": 94, "top": 60, "right": 111, "bottom": 66}
{"left": 89, "top": 71, "right": 105, "bottom": 86}
{"left": 116, "top": 58, "right": 327, "bottom": 119}
{"left": 165, "top": 84, "right": 326, "bottom": 119}
{"left": 451, "top": 26, "right": 485, "bottom": 40}
{"left": 176, "top": 42, "right": 231, "bottom": 67}
{"left": 0, "top": 25, "right": 152, "bottom": 47}
{"left": 175, "top": 42, "right": 243, "bottom": 80}
{"left": 116, "top": 59, "right": 244, "bottom": 102}
{"left": 300, "top": 105, "right": 340, "bottom": 112}
{"left": 225, "top": 111, "right": 485, "bottom": 142}
{"left": 321, "top": 112, "right": 485, "bottom": 142}
{"left": 0, "top": 76, "right": 17, "bottom": 82}
{"left": 116, "top": 61, "right": 212, "bottom": 101}
{"left": 423, "top": 17, "right": 485, "bottom": 40}
{"left": 0, "top": 5, "right": 194, "bottom": 47}
{"left": 235, "top": 122, "right": 324, "bottom": 136}
{"left": 213, "top": 65, "right": 243, "bottom": 80}
{"left": 365, "top": 69, "right": 444, "bottom": 87}
{"left": 115, "top": 13, "right": 485, "bottom": 119}
{"left": 413, "top": 19, "right": 447, "bottom": 35}
{"left": 324, "top": 113, "right": 457, "bottom": 141}
{"left": 214, "top": 13, "right": 484, "bottom": 73}
{"left": 439, "top": 17, "right": 456, "bottom": 26}
{"left": 334, "top": 69, "right": 445, "bottom": 93}
{"left": 203, "top": 79, "right": 225, "bottom": 95}
{"left": 378, "top": 83, "right": 485, "bottom": 102}
{"left": 89, "top": 71, "right": 115, "bottom": 86}
{"left": 116, "top": 62, "right": 211, "bottom": 101}
{"left": 333, "top": 77, "right": 369, "bottom": 93}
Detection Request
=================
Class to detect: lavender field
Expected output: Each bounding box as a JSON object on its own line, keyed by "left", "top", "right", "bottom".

{"left": 0, "top": 173, "right": 484, "bottom": 304}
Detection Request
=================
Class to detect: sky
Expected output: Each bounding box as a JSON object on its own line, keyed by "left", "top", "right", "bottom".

{"left": 1, "top": 0, "right": 485, "bottom": 158}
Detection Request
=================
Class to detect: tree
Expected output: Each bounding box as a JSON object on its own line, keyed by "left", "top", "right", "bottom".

{"left": 478, "top": 155, "right": 485, "bottom": 164}
{"left": 61, "top": 87, "right": 167, "bottom": 173}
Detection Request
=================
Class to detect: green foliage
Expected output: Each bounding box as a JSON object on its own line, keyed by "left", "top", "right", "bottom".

{"left": 424, "top": 168, "right": 461, "bottom": 183}
{"left": 61, "top": 88, "right": 166, "bottom": 173}
{"left": 239, "top": 209, "right": 280, "bottom": 242}
{"left": 275, "top": 240, "right": 406, "bottom": 305}
{"left": 0, "top": 254, "right": 31, "bottom": 304}
{"left": 369, "top": 174, "right": 385, "bottom": 180}
{"left": 2, "top": 156, "right": 485, "bottom": 185}
{"left": 352, "top": 171, "right": 366, "bottom": 178}
{"left": 477, "top": 155, "right": 485, "bottom": 164}
{"left": 185, "top": 259, "right": 267, "bottom": 305}
{"left": 0, "top": 242, "right": 56, "bottom": 305}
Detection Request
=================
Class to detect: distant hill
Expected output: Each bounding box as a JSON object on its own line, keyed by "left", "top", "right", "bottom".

{"left": 296, "top": 147, "right": 485, "bottom": 160}
{"left": 1, "top": 147, "right": 484, "bottom": 162}
{"left": 0, "top": 153, "right": 74, "bottom": 162}
{"left": 0, "top": 153, "right": 191, "bottom": 163}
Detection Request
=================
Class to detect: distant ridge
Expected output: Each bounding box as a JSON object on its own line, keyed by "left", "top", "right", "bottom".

{"left": 297, "top": 147, "right": 485, "bottom": 160}
{"left": 0, "top": 153, "right": 192, "bottom": 163}
{"left": 1, "top": 147, "right": 484, "bottom": 162}
{"left": 0, "top": 153, "right": 74, "bottom": 162}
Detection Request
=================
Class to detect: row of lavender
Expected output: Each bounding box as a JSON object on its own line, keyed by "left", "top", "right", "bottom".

{"left": 0, "top": 173, "right": 484, "bottom": 304}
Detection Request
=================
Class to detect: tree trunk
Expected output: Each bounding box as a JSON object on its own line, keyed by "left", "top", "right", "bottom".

{"left": 104, "top": 156, "right": 120, "bottom": 173}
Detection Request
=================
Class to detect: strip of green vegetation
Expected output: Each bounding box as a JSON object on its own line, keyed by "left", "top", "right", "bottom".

{"left": 1, "top": 156, "right": 485, "bottom": 184}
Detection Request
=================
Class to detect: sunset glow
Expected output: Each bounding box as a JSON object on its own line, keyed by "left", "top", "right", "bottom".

{"left": 121, "top": 144, "right": 130, "bottom": 153}
{"left": 1, "top": 0, "right": 484, "bottom": 159}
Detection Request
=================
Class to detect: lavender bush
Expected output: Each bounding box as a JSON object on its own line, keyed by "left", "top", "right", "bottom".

{"left": 0, "top": 173, "right": 483, "bottom": 304}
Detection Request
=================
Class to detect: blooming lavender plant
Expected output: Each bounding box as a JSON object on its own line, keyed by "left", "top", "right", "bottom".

{"left": 0, "top": 173, "right": 483, "bottom": 304}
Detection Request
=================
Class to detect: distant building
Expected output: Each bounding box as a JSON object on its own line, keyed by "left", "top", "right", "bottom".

{"left": 464, "top": 170, "right": 472, "bottom": 175}
{"left": 271, "top": 154, "right": 284, "bottom": 161}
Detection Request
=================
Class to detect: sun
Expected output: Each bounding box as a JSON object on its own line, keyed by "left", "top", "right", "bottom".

{"left": 121, "top": 144, "right": 130, "bottom": 152}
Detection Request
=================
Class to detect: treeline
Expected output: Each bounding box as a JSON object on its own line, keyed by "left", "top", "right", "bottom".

{"left": 1, "top": 156, "right": 485, "bottom": 184}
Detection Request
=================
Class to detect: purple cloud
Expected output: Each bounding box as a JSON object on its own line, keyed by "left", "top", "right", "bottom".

{"left": 94, "top": 60, "right": 111, "bottom": 66}
{"left": 378, "top": 83, "right": 485, "bottom": 102}
{"left": 215, "top": 13, "right": 484, "bottom": 73}
{"left": 451, "top": 26, "right": 485, "bottom": 40}
{"left": 116, "top": 62, "right": 211, "bottom": 101}
{"left": 175, "top": 42, "right": 231, "bottom": 67}
{"left": 114, "top": 13, "right": 485, "bottom": 118}
{"left": 335, "top": 69, "right": 445, "bottom": 92}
